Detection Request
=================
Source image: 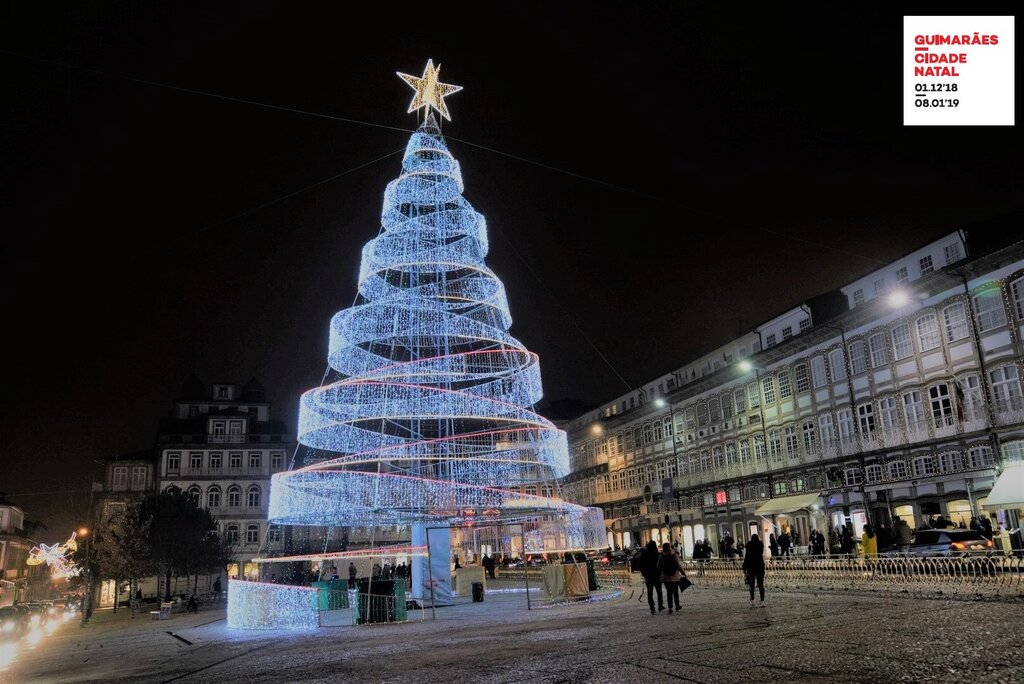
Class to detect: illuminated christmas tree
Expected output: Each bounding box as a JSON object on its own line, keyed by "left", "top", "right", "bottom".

{"left": 268, "top": 60, "right": 604, "bottom": 605}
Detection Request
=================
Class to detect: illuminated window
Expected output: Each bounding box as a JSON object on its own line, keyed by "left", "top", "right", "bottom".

{"left": 974, "top": 289, "right": 1008, "bottom": 331}
{"left": 848, "top": 341, "right": 867, "bottom": 375}
{"left": 828, "top": 349, "right": 847, "bottom": 381}
{"left": 891, "top": 323, "right": 913, "bottom": 359}
{"left": 943, "top": 302, "right": 969, "bottom": 342}
{"left": 715, "top": 490, "right": 727, "bottom": 505}
{"left": 916, "top": 314, "right": 940, "bottom": 351}
{"left": 811, "top": 356, "right": 827, "bottom": 388}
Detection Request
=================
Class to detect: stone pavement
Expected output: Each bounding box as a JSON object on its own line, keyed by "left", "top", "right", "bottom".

{"left": 4, "top": 583, "right": 1021, "bottom": 683}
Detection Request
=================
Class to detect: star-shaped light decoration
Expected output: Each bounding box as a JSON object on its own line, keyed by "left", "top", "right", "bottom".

{"left": 397, "top": 59, "right": 463, "bottom": 121}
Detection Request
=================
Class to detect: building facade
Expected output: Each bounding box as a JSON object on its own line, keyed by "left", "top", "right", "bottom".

{"left": 0, "top": 504, "right": 48, "bottom": 604}
{"left": 563, "top": 233, "right": 1024, "bottom": 556}
{"left": 156, "top": 376, "right": 291, "bottom": 580}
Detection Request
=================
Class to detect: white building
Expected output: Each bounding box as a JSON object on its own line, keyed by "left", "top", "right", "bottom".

{"left": 562, "top": 232, "right": 1024, "bottom": 556}
{"left": 156, "top": 376, "right": 291, "bottom": 580}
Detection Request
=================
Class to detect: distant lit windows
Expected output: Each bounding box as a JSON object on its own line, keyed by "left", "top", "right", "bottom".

{"left": 794, "top": 364, "right": 809, "bottom": 393}
{"left": 777, "top": 371, "right": 792, "bottom": 399}
{"left": 919, "top": 255, "right": 934, "bottom": 275}
{"left": 916, "top": 313, "right": 940, "bottom": 351}
{"left": 974, "top": 289, "right": 1008, "bottom": 331}
{"left": 990, "top": 366, "right": 1022, "bottom": 410}
{"left": 848, "top": 341, "right": 867, "bottom": 375}
{"left": 869, "top": 333, "right": 888, "bottom": 368}
{"left": 879, "top": 397, "right": 899, "bottom": 429}
{"left": 1013, "top": 278, "right": 1024, "bottom": 320}
{"left": 892, "top": 323, "right": 913, "bottom": 359}
{"left": 130, "top": 466, "right": 146, "bottom": 489}
{"left": 943, "top": 302, "right": 969, "bottom": 342}
{"left": 903, "top": 391, "right": 926, "bottom": 428}
{"left": 828, "top": 349, "right": 847, "bottom": 381}
{"left": 810, "top": 356, "right": 827, "bottom": 388}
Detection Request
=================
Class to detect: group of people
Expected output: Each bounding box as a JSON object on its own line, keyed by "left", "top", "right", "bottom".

{"left": 638, "top": 541, "right": 688, "bottom": 614}
{"left": 370, "top": 561, "right": 409, "bottom": 581}
{"left": 767, "top": 529, "right": 798, "bottom": 557}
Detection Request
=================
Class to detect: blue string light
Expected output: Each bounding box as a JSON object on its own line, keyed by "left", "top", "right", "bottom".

{"left": 267, "top": 117, "right": 604, "bottom": 551}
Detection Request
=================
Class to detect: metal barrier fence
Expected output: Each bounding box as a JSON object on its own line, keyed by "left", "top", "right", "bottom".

{"left": 679, "top": 556, "right": 1024, "bottom": 598}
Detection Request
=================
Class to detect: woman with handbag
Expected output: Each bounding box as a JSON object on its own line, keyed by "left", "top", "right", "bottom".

{"left": 658, "top": 542, "right": 686, "bottom": 613}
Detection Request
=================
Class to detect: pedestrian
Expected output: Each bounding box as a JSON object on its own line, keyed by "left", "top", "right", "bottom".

{"left": 769, "top": 533, "right": 780, "bottom": 558}
{"left": 692, "top": 540, "right": 706, "bottom": 576}
{"left": 658, "top": 542, "right": 686, "bottom": 614}
{"left": 861, "top": 524, "right": 878, "bottom": 559}
{"left": 639, "top": 540, "right": 665, "bottom": 615}
{"left": 347, "top": 562, "right": 358, "bottom": 589}
{"left": 187, "top": 595, "right": 198, "bottom": 614}
{"left": 893, "top": 517, "right": 912, "bottom": 556}
{"left": 840, "top": 524, "right": 854, "bottom": 555}
{"left": 779, "top": 531, "right": 791, "bottom": 558}
{"left": 743, "top": 533, "right": 766, "bottom": 607}
{"left": 981, "top": 516, "right": 994, "bottom": 540}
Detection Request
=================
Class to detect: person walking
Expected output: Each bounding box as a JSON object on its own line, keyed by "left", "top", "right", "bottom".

{"left": 861, "top": 524, "right": 878, "bottom": 559}
{"left": 658, "top": 542, "right": 686, "bottom": 614}
{"left": 639, "top": 540, "right": 665, "bottom": 615}
{"left": 348, "top": 562, "right": 358, "bottom": 589}
{"left": 743, "top": 533, "right": 766, "bottom": 607}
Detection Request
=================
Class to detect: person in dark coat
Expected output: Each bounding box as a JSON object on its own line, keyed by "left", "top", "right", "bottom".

{"left": 768, "top": 533, "right": 780, "bottom": 558}
{"left": 778, "top": 532, "right": 791, "bottom": 557}
{"left": 743, "top": 533, "right": 766, "bottom": 607}
{"left": 639, "top": 540, "right": 665, "bottom": 615}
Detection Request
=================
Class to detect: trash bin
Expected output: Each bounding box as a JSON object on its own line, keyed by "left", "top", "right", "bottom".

{"left": 471, "top": 581, "right": 484, "bottom": 602}
{"left": 586, "top": 559, "right": 598, "bottom": 591}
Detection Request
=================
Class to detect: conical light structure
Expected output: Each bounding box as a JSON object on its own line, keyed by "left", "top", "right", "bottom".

{"left": 269, "top": 115, "right": 604, "bottom": 552}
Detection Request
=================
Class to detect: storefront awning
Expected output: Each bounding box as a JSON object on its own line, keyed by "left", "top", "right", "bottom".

{"left": 754, "top": 492, "right": 822, "bottom": 516}
{"left": 985, "top": 462, "right": 1024, "bottom": 509}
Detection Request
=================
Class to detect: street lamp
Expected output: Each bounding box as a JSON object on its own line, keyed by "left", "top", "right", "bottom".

{"left": 79, "top": 527, "right": 91, "bottom": 627}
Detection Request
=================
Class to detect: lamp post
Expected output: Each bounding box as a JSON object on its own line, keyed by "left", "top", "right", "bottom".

{"left": 79, "top": 526, "right": 91, "bottom": 627}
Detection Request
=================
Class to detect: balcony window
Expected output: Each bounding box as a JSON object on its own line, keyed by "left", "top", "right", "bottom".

{"left": 229, "top": 453, "right": 242, "bottom": 469}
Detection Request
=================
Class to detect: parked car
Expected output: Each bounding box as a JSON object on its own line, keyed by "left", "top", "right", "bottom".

{"left": 0, "top": 606, "right": 28, "bottom": 641}
{"left": 881, "top": 529, "right": 995, "bottom": 558}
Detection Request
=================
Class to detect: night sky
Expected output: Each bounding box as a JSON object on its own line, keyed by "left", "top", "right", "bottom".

{"left": 2, "top": 4, "right": 1020, "bottom": 533}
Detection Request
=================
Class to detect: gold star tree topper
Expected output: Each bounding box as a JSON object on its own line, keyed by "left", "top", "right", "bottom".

{"left": 397, "top": 59, "right": 463, "bottom": 122}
